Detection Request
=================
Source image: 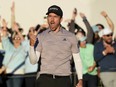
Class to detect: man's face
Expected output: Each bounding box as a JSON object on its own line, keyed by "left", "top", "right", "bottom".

{"left": 103, "top": 33, "right": 113, "bottom": 44}
{"left": 12, "top": 35, "right": 21, "bottom": 44}
{"left": 97, "top": 25, "right": 103, "bottom": 31}
{"left": 29, "top": 27, "right": 35, "bottom": 34}
{"left": 76, "top": 32, "right": 86, "bottom": 47}
{"left": 47, "top": 13, "right": 62, "bottom": 31}
{"left": 80, "top": 40, "right": 86, "bottom": 48}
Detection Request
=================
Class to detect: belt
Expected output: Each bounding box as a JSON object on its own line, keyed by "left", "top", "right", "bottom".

{"left": 40, "top": 74, "right": 70, "bottom": 79}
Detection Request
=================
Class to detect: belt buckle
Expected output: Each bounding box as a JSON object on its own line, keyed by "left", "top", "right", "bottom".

{"left": 53, "top": 74, "right": 55, "bottom": 79}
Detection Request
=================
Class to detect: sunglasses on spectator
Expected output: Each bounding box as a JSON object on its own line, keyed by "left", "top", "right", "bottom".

{"left": 105, "top": 33, "right": 113, "bottom": 37}
{"left": 13, "top": 37, "right": 21, "bottom": 40}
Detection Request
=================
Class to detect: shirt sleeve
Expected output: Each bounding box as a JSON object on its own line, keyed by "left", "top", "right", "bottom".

{"left": 36, "top": 34, "right": 42, "bottom": 52}
{"left": 29, "top": 46, "right": 40, "bottom": 64}
{"left": 71, "top": 35, "right": 80, "bottom": 53}
{"left": 94, "top": 43, "right": 105, "bottom": 62}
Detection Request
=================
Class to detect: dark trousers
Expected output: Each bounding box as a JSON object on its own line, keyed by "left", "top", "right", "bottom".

{"left": 83, "top": 73, "right": 98, "bottom": 87}
{"left": 25, "top": 73, "right": 36, "bottom": 87}
{"left": 0, "top": 76, "right": 7, "bottom": 87}
{"left": 6, "top": 76, "right": 24, "bottom": 87}
{"left": 36, "top": 74, "right": 71, "bottom": 87}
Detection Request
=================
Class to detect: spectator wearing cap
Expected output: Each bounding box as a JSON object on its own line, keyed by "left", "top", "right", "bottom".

{"left": 95, "top": 11, "right": 114, "bottom": 44}
{"left": 94, "top": 28, "right": 116, "bottom": 87}
{"left": 79, "top": 11, "right": 114, "bottom": 45}
{"left": 76, "top": 28, "right": 98, "bottom": 87}
{"left": 29, "top": 5, "right": 83, "bottom": 87}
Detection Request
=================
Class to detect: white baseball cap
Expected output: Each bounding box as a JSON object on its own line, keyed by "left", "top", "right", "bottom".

{"left": 102, "top": 28, "right": 112, "bottom": 35}
{"left": 98, "top": 28, "right": 112, "bottom": 37}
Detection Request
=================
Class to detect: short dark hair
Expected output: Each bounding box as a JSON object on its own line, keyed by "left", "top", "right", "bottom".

{"left": 96, "top": 24, "right": 104, "bottom": 29}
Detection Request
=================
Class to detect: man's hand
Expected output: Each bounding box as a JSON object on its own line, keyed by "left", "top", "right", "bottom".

{"left": 29, "top": 32, "right": 36, "bottom": 46}
{"left": 101, "top": 11, "right": 108, "bottom": 18}
{"left": 11, "top": 1, "right": 15, "bottom": 15}
{"left": 88, "top": 62, "right": 96, "bottom": 72}
{"left": 88, "top": 66, "right": 95, "bottom": 72}
{"left": 72, "top": 8, "right": 77, "bottom": 20}
{"left": 80, "top": 12, "right": 85, "bottom": 18}
{"left": 104, "top": 45, "right": 115, "bottom": 54}
{"left": 0, "top": 66, "right": 6, "bottom": 74}
{"left": 2, "top": 19, "right": 8, "bottom": 28}
{"left": 76, "top": 79, "right": 83, "bottom": 87}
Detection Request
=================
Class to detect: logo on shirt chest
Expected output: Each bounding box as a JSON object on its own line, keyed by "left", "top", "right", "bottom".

{"left": 63, "top": 38, "right": 67, "bottom": 41}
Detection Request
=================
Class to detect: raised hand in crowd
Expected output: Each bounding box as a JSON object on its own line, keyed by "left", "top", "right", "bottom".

{"left": 72, "top": 8, "right": 77, "bottom": 20}
{"left": 101, "top": 11, "right": 108, "bottom": 18}
{"left": 11, "top": 1, "right": 15, "bottom": 15}
{"left": 101, "top": 11, "right": 114, "bottom": 31}
{"left": 64, "top": 8, "right": 78, "bottom": 23}
{"left": 11, "top": 1, "right": 16, "bottom": 29}
{"left": 2, "top": 19, "right": 7, "bottom": 29}
{"left": 79, "top": 12, "right": 85, "bottom": 18}
{"left": 0, "top": 19, "right": 8, "bottom": 37}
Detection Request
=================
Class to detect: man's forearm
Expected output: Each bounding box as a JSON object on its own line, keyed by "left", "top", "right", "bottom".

{"left": 73, "top": 53, "right": 83, "bottom": 80}
{"left": 29, "top": 46, "right": 40, "bottom": 64}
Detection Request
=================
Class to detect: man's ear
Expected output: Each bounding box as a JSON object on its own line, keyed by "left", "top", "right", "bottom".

{"left": 60, "top": 17, "right": 63, "bottom": 23}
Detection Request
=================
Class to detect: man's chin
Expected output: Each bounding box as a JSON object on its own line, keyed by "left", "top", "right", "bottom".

{"left": 50, "top": 27, "right": 57, "bottom": 31}
{"left": 106, "top": 41, "right": 112, "bottom": 44}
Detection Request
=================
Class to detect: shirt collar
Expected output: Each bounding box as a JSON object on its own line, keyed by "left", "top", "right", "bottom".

{"left": 48, "top": 26, "right": 64, "bottom": 34}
